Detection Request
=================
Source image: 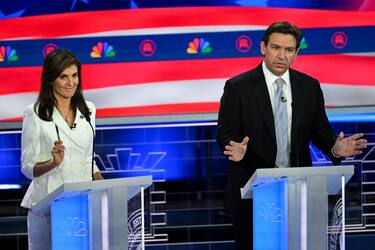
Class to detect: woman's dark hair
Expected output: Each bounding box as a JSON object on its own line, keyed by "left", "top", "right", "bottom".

{"left": 34, "top": 48, "right": 89, "bottom": 121}
{"left": 262, "top": 21, "right": 303, "bottom": 49}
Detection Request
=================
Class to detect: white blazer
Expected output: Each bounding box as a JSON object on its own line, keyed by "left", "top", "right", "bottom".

{"left": 21, "top": 101, "right": 99, "bottom": 208}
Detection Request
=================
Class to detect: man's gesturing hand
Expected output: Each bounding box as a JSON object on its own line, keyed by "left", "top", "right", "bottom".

{"left": 333, "top": 132, "right": 367, "bottom": 157}
{"left": 223, "top": 136, "right": 249, "bottom": 162}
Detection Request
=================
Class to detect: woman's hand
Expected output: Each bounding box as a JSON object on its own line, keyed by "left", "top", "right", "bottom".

{"left": 33, "top": 141, "right": 65, "bottom": 177}
{"left": 51, "top": 140, "right": 65, "bottom": 167}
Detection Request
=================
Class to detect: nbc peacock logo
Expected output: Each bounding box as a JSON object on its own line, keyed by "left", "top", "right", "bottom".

{"left": 90, "top": 42, "right": 116, "bottom": 58}
{"left": 299, "top": 37, "right": 308, "bottom": 49}
{"left": 0, "top": 46, "right": 18, "bottom": 62}
{"left": 187, "top": 38, "right": 212, "bottom": 54}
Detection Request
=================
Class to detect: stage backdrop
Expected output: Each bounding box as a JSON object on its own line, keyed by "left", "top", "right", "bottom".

{"left": 1, "top": 0, "right": 375, "bottom": 123}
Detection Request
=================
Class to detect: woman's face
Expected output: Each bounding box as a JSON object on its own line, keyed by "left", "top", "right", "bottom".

{"left": 52, "top": 64, "right": 79, "bottom": 101}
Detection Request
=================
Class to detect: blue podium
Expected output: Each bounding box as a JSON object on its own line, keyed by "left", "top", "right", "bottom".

{"left": 241, "top": 166, "right": 354, "bottom": 250}
{"left": 32, "top": 176, "right": 152, "bottom": 250}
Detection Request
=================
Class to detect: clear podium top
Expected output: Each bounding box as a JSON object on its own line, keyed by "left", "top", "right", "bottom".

{"left": 32, "top": 176, "right": 153, "bottom": 213}
{"left": 241, "top": 166, "right": 354, "bottom": 199}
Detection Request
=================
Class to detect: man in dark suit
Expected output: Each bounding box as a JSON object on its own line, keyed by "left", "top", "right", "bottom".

{"left": 216, "top": 21, "right": 367, "bottom": 250}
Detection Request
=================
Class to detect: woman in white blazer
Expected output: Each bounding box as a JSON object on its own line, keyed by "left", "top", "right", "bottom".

{"left": 20, "top": 48, "right": 104, "bottom": 250}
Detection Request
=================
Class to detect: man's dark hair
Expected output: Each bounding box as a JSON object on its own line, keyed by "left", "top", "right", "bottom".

{"left": 262, "top": 21, "right": 303, "bottom": 49}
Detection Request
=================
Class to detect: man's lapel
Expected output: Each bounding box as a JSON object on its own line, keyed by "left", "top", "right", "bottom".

{"left": 290, "top": 69, "right": 302, "bottom": 158}
{"left": 252, "top": 64, "right": 276, "bottom": 142}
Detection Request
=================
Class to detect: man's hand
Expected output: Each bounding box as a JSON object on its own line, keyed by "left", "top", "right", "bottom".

{"left": 223, "top": 136, "right": 249, "bottom": 162}
{"left": 333, "top": 132, "right": 367, "bottom": 157}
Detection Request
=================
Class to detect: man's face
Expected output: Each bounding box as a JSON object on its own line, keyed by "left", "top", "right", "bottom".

{"left": 261, "top": 32, "right": 299, "bottom": 76}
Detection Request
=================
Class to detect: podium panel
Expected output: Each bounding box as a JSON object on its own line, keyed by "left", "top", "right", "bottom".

{"left": 253, "top": 180, "right": 287, "bottom": 250}
{"left": 32, "top": 176, "right": 152, "bottom": 250}
{"left": 241, "top": 166, "right": 354, "bottom": 250}
{"left": 51, "top": 193, "right": 90, "bottom": 249}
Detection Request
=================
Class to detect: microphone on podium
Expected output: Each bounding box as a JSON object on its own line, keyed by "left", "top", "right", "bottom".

{"left": 84, "top": 112, "right": 95, "bottom": 180}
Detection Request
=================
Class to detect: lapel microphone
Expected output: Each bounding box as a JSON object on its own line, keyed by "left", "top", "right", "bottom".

{"left": 281, "top": 96, "right": 287, "bottom": 103}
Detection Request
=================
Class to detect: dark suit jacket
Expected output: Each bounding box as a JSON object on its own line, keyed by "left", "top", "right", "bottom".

{"left": 217, "top": 63, "right": 341, "bottom": 213}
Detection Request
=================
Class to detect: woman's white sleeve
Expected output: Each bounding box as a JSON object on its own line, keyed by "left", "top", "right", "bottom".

{"left": 20, "top": 109, "right": 41, "bottom": 180}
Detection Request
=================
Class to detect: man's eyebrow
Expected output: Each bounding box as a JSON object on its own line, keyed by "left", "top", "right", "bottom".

{"left": 269, "top": 43, "right": 280, "bottom": 47}
{"left": 269, "top": 43, "right": 295, "bottom": 49}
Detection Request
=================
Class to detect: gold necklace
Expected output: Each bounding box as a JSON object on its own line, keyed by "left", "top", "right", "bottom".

{"left": 58, "top": 107, "right": 71, "bottom": 125}
{"left": 64, "top": 112, "right": 70, "bottom": 124}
